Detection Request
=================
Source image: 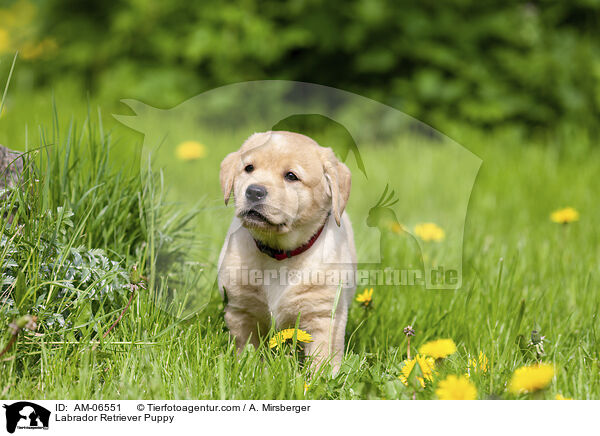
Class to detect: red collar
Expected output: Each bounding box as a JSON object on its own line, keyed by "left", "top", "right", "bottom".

{"left": 253, "top": 219, "right": 328, "bottom": 261}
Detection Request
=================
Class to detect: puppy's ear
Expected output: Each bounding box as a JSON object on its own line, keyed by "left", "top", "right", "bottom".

{"left": 220, "top": 151, "right": 239, "bottom": 205}
{"left": 322, "top": 148, "right": 351, "bottom": 226}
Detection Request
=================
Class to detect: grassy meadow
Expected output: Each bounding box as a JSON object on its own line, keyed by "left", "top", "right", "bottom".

{"left": 0, "top": 83, "right": 599, "bottom": 400}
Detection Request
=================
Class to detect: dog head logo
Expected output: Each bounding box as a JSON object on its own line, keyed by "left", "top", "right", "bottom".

{"left": 3, "top": 402, "right": 50, "bottom": 433}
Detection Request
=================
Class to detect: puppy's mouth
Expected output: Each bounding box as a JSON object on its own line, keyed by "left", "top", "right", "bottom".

{"left": 240, "top": 208, "right": 284, "bottom": 229}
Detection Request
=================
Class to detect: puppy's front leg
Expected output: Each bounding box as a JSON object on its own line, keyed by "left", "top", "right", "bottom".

{"left": 301, "top": 304, "right": 348, "bottom": 376}
{"left": 225, "top": 305, "right": 269, "bottom": 353}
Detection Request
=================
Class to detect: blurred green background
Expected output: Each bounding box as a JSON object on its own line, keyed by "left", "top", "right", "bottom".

{"left": 1, "top": 0, "right": 599, "bottom": 141}
{"left": 1, "top": 0, "right": 600, "bottom": 400}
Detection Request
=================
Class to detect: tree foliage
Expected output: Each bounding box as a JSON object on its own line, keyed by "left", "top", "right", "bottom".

{"left": 2, "top": 0, "right": 599, "bottom": 134}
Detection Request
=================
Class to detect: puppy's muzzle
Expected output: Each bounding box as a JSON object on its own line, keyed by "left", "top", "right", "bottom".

{"left": 245, "top": 184, "right": 267, "bottom": 203}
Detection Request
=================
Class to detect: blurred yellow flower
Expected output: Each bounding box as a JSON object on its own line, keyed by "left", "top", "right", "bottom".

{"left": 414, "top": 222, "right": 445, "bottom": 242}
{"left": 419, "top": 338, "right": 457, "bottom": 359}
{"left": 509, "top": 363, "right": 555, "bottom": 394}
{"left": 399, "top": 354, "right": 435, "bottom": 388}
{"left": 176, "top": 140, "right": 207, "bottom": 161}
{"left": 269, "top": 328, "right": 313, "bottom": 349}
{"left": 0, "top": 0, "right": 57, "bottom": 59}
{"left": 0, "top": 0, "right": 36, "bottom": 28}
{"left": 550, "top": 207, "right": 579, "bottom": 224}
{"left": 389, "top": 221, "right": 406, "bottom": 234}
{"left": 466, "top": 352, "right": 489, "bottom": 377}
{"left": 555, "top": 394, "right": 572, "bottom": 400}
{"left": 0, "top": 28, "right": 10, "bottom": 52}
{"left": 355, "top": 288, "right": 373, "bottom": 307}
{"left": 436, "top": 375, "right": 477, "bottom": 400}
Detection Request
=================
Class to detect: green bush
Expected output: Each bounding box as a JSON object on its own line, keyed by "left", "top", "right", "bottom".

{"left": 2, "top": 0, "right": 600, "bottom": 135}
{"left": 0, "top": 111, "right": 201, "bottom": 339}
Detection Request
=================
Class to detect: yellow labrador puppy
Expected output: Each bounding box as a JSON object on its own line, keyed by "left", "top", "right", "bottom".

{"left": 218, "top": 131, "right": 356, "bottom": 374}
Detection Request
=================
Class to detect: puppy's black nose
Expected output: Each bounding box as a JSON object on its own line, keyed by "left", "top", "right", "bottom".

{"left": 245, "top": 184, "right": 267, "bottom": 202}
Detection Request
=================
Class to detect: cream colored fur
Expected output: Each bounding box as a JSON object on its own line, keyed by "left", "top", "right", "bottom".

{"left": 218, "top": 131, "right": 356, "bottom": 375}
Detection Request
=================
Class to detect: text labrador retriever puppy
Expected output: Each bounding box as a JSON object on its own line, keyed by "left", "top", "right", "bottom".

{"left": 218, "top": 131, "right": 356, "bottom": 374}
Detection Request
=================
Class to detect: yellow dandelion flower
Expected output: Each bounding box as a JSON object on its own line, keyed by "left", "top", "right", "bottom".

{"left": 399, "top": 354, "right": 436, "bottom": 388}
{"left": 550, "top": 207, "right": 579, "bottom": 224}
{"left": 0, "top": 28, "right": 10, "bottom": 53}
{"left": 355, "top": 288, "right": 373, "bottom": 307}
{"left": 414, "top": 222, "right": 445, "bottom": 242}
{"left": 419, "top": 338, "right": 457, "bottom": 359}
{"left": 269, "top": 328, "right": 313, "bottom": 349}
{"left": 555, "top": 394, "right": 572, "bottom": 400}
{"left": 466, "top": 352, "right": 489, "bottom": 377}
{"left": 509, "top": 363, "right": 555, "bottom": 394}
{"left": 176, "top": 140, "right": 207, "bottom": 161}
{"left": 436, "top": 375, "right": 477, "bottom": 400}
{"left": 389, "top": 221, "right": 407, "bottom": 234}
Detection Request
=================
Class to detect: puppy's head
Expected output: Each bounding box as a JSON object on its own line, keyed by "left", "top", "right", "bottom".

{"left": 220, "top": 131, "right": 351, "bottom": 246}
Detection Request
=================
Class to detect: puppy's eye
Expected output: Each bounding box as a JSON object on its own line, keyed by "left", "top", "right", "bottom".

{"left": 284, "top": 171, "right": 299, "bottom": 182}
{"left": 244, "top": 164, "right": 254, "bottom": 173}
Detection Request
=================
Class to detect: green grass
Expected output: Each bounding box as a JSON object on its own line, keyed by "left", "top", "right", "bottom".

{"left": 0, "top": 90, "right": 599, "bottom": 400}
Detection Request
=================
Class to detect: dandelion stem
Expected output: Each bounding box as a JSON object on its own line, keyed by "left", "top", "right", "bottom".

{"left": 403, "top": 325, "right": 415, "bottom": 359}
{"left": 0, "top": 335, "right": 18, "bottom": 359}
{"left": 102, "top": 283, "right": 137, "bottom": 339}
{"left": 0, "top": 315, "right": 37, "bottom": 358}
{"left": 102, "top": 288, "right": 135, "bottom": 338}
{"left": 92, "top": 279, "right": 140, "bottom": 351}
